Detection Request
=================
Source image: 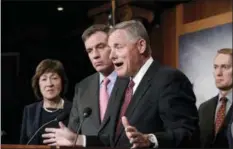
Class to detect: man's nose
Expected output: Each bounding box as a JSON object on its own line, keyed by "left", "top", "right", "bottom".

{"left": 92, "top": 49, "right": 100, "bottom": 59}
{"left": 109, "top": 49, "right": 116, "bottom": 60}
{"left": 216, "top": 68, "right": 223, "bottom": 76}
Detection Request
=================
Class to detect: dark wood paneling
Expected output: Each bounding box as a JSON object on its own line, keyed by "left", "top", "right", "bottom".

{"left": 161, "top": 7, "right": 177, "bottom": 68}
{"left": 183, "top": 0, "right": 232, "bottom": 23}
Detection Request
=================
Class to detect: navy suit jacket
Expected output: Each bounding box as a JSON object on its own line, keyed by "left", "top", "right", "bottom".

{"left": 20, "top": 99, "right": 72, "bottom": 145}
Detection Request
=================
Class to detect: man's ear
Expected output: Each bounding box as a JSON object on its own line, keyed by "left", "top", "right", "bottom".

{"left": 137, "top": 39, "right": 147, "bottom": 54}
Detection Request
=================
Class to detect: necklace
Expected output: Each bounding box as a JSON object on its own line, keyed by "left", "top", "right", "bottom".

{"left": 43, "top": 98, "right": 64, "bottom": 113}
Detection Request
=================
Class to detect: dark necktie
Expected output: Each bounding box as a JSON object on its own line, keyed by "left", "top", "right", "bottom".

{"left": 215, "top": 97, "right": 227, "bottom": 135}
{"left": 116, "top": 79, "right": 135, "bottom": 135}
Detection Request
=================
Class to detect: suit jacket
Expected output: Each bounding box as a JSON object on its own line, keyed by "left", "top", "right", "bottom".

{"left": 199, "top": 95, "right": 233, "bottom": 148}
{"left": 68, "top": 72, "right": 129, "bottom": 146}
{"left": 20, "top": 99, "right": 72, "bottom": 145}
{"left": 85, "top": 61, "right": 200, "bottom": 148}
{"left": 228, "top": 114, "right": 233, "bottom": 149}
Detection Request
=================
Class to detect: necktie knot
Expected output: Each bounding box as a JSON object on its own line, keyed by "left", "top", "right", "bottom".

{"left": 220, "top": 97, "right": 227, "bottom": 103}
{"left": 128, "top": 79, "right": 135, "bottom": 89}
{"left": 102, "top": 78, "right": 110, "bottom": 86}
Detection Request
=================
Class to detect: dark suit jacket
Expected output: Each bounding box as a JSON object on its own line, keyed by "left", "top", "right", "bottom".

{"left": 85, "top": 61, "right": 200, "bottom": 148}
{"left": 20, "top": 99, "right": 72, "bottom": 145}
{"left": 68, "top": 72, "right": 129, "bottom": 146}
{"left": 228, "top": 114, "right": 233, "bottom": 149}
{"left": 199, "top": 95, "right": 233, "bottom": 148}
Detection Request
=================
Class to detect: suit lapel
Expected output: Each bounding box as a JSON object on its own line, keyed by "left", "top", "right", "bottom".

{"left": 31, "top": 101, "right": 42, "bottom": 144}
{"left": 116, "top": 61, "right": 160, "bottom": 141}
{"left": 32, "top": 101, "right": 42, "bottom": 132}
{"left": 99, "top": 77, "right": 129, "bottom": 132}
{"left": 82, "top": 73, "right": 101, "bottom": 128}
{"left": 207, "top": 96, "right": 218, "bottom": 137}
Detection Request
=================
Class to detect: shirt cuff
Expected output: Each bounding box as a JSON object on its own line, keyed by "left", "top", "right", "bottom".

{"left": 76, "top": 135, "right": 86, "bottom": 147}
{"left": 148, "top": 133, "right": 159, "bottom": 148}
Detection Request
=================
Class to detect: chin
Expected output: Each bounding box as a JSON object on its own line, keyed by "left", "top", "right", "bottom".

{"left": 117, "top": 71, "right": 129, "bottom": 77}
{"left": 45, "top": 96, "right": 58, "bottom": 100}
{"left": 217, "top": 85, "right": 232, "bottom": 91}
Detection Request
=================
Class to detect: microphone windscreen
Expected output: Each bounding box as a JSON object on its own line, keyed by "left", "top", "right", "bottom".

{"left": 83, "top": 107, "right": 92, "bottom": 118}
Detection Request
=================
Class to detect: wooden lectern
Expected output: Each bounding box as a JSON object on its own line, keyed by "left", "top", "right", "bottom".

{"left": 1, "top": 144, "right": 115, "bottom": 149}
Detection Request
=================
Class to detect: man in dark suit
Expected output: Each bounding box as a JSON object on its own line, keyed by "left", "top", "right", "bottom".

{"left": 199, "top": 48, "right": 232, "bottom": 148}
{"left": 106, "top": 20, "right": 200, "bottom": 148}
{"left": 67, "top": 24, "right": 128, "bottom": 137}
{"left": 42, "top": 24, "right": 128, "bottom": 146}
{"left": 42, "top": 20, "right": 199, "bottom": 148}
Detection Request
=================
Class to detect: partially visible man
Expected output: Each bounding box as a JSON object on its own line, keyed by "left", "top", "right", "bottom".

{"left": 42, "top": 24, "right": 128, "bottom": 146}
{"left": 228, "top": 114, "right": 233, "bottom": 149}
{"left": 199, "top": 48, "right": 232, "bottom": 148}
{"left": 107, "top": 20, "right": 200, "bottom": 148}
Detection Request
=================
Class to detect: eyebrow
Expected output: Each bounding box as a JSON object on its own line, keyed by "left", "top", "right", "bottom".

{"left": 86, "top": 42, "right": 106, "bottom": 51}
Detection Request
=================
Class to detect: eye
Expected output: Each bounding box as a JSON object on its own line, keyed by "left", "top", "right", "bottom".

{"left": 52, "top": 77, "right": 58, "bottom": 80}
{"left": 40, "top": 78, "right": 47, "bottom": 81}
{"left": 97, "top": 43, "right": 106, "bottom": 49}
{"left": 86, "top": 48, "right": 92, "bottom": 53}
{"left": 214, "top": 65, "right": 218, "bottom": 69}
{"left": 115, "top": 44, "right": 123, "bottom": 50}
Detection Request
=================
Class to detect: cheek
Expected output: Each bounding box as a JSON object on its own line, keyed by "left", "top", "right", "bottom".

{"left": 56, "top": 81, "right": 62, "bottom": 90}
{"left": 88, "top": 54, "right": 94, "bottom": 63}
{"left": 39, "top": 82, "right": 45, "bottom": 91}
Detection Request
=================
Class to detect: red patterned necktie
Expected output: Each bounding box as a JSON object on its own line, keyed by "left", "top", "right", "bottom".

{"left": 116, "top": 79, "right": 135, "bottom": 135}
{"left": 215, "top": 97, "right": 227, "bottom": 135}
{"left": 99, "top": 78, "right": 110, "bottom": 122}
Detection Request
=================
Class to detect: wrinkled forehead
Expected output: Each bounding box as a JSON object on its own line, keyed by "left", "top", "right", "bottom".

{"left": 214, "top": 53, "right": 232, "bottom": 65}
{"left": 108, "top": 29, "right": 135, "bottom": 44}
{"left": 85, "top": 31, "right": 108, "bottom": 48}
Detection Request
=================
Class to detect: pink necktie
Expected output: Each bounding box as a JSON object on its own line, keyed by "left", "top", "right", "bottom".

{"left": 99, "top": 78, "right": 110, "bottom": 122}
{"left": 116, "top": 79, "right": 135, "bottom": 135}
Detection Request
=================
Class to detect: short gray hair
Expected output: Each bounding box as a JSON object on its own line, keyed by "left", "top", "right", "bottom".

{"left": 109, "top": 20, "right": 151, "bottom": 55}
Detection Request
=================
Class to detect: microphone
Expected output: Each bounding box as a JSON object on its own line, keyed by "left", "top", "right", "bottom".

{"left": 26, "top": 111, "right": 69, "bottom": 145}
{"left": 73, "top": 107, "right": 92, "bottom": 146}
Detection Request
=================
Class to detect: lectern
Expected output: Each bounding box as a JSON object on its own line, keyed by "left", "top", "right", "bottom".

{"left": 1, "top": 145, "right": 115, "bottom": 149}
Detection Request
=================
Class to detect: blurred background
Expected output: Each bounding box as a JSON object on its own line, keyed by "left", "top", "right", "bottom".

{"left": 1, "top": 0, "right": 232, "bottom": 144}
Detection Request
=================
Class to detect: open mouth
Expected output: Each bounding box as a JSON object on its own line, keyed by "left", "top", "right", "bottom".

{"left": 114, "top": 62, "right": 123, "bottom": 67}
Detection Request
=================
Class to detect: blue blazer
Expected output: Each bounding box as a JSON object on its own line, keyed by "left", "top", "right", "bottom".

{"left": 20, "top": 99, "right": 72, "bottom": 145}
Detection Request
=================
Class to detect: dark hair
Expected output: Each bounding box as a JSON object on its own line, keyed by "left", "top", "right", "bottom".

{"left": 81, "top": 24, "right": 110, "bottom": 42}
{"left": 31, "top": 59, "right": 68, "bottom": 100}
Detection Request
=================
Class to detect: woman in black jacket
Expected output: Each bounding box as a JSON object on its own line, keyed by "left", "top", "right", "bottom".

{"left": 20, "top": 59, "right": 72, "bottom": 145}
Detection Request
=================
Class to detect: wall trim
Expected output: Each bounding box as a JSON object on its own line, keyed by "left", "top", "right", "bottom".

{"left": 181, "top": 11, "right": 232, "bottom": 35}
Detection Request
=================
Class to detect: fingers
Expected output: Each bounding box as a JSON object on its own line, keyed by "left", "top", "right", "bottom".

{"left": 125, "top": 126, "right": 137, "bottom": 133}
{"left": 127, "top": 131, "right": 139, "bottom": 139}
{"left": 122, "top": 116, "right": 130, "bottom": 128}
{"left": 43, "top": 138, "right": 56, "bottom": 144}
{"left": 131, "top": 143, "right": 139, "bottom": 149}
{"left": 44, "top": 128, "right": 57, "bottom": 133}
{"left": 58, "top": 121, "right": 65, "bottom": 128}
{"left": 42, "top": 133, "right": 55, "bottom": 139}
{"left": 48, "top": 143, "right": 57, "bottom": 146}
